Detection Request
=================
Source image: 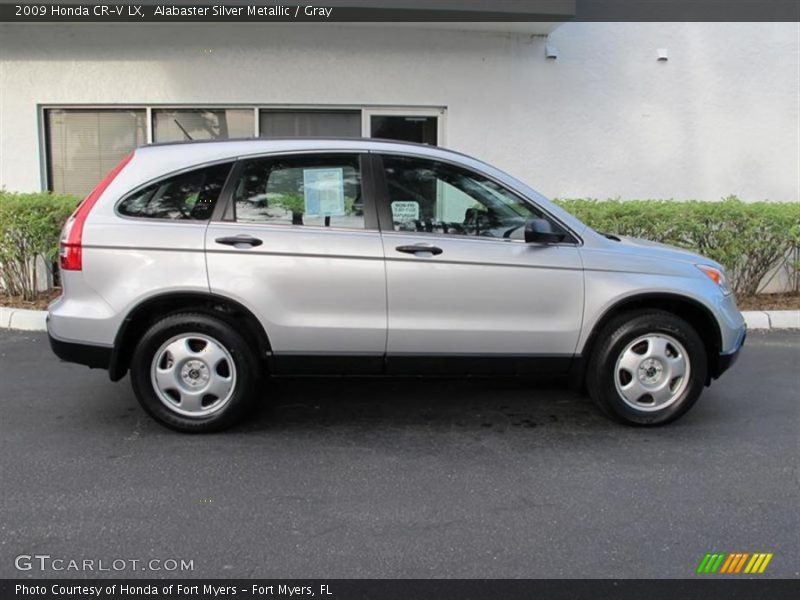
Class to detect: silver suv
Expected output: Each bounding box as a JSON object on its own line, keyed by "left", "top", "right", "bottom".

{"left": 47, "top": 139, "right": 746, "bottom": 432}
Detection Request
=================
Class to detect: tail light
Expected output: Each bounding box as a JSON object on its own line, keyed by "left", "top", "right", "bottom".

{"left": 60, "top": 152, "right": 133, "bottom": 271}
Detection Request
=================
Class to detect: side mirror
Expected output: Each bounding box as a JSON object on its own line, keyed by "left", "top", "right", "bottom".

{"left": 525, "top": 218, "right": 566, "bottom": 244}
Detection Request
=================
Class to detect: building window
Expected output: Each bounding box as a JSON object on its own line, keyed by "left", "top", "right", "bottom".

{"left": 43, "top": 106, "right": 445, "bottom": 195}
{"left": 370, "top": 115, "right": 438, "bottom": 145}
{"left": 46, "top": 109, "right": 146, "bottom": 196}
{"left": 153, "top": 109, "right": 254, "bottom": 143}
{"left": 259, "top": 110, "right": 361, "bottom": 138}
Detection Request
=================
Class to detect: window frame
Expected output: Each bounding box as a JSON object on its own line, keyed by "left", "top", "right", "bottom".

{"left": 371, "top": 152, "right": 582, "bottom": 246}
{"left": 216, "top": 151, "right": 381, "bottom": 233}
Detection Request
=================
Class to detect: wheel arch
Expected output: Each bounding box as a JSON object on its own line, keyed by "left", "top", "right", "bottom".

{"left": 573, "top": 292, "right": 722, "bottom": 388}
{"left": 109, "top": 292, "right": 271, "bottom": 381}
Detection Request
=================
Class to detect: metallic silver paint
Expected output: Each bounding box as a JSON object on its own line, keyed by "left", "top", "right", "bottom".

{"left": 48, "top": 139, "right": 746, "bottom": 374}
{"left": 381, "top": 231, "right": 583, "bottom": 355}
{"left": 205, "top": 222, "right": 388, "bottom": 354}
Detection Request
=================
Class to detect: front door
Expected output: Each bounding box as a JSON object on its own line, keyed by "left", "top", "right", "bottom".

{"left": 374, "top": 154, "right": 584, "bottom": 375}
{"left": 205, "top": 152, "right": 387, "bottom": 374}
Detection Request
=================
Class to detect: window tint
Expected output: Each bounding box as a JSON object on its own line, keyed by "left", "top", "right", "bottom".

{"left": 118, "top": 163, "right": 232, "bottom": 220}
{"left": 381, "top": 155, "right": 555, "bottom": 241}
{"left": 232, "top": 154, "right": 365, "bottom": 229}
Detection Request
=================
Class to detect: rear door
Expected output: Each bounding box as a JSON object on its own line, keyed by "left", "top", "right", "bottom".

{"left": 374, "top": 153, "right": 585, "bottom": 375}
{"left": 205, "top": 152, "right": 387, "bottom": 374}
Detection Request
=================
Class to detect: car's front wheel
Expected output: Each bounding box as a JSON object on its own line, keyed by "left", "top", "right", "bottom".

{"left": 586, "top": 310, "right": 708, "bottom": 425}
{"left": 130, "top": 313, "right": 261, "bottom": 432}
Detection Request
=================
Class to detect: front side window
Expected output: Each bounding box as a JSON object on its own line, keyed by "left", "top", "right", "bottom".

{"left": 232, "top": 154, "right": 365, "bottom": 229}
{"left": 118, "top": 162, "right": 232, "bottom": 220}
{"left": 381, "top": 155, "right": 560, "bottom": 241}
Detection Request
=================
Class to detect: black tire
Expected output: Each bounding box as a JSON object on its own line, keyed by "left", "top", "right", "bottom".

{"left": 130, "top": 312, "right": 261, "bottom": 432}
{"left": 586, "top": 310, "right": 708, "bottom": 426}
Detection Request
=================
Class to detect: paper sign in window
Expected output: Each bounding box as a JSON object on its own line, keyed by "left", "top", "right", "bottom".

{"left": 391, "top": 201, "right": 420, "bottom": 222}
{"left": 303, "top": 168, "right": 345, "bottom": 217}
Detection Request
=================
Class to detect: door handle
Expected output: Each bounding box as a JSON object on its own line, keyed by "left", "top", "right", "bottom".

{"left": 215, "top": 235, "right": 263, "bottom": 248}
{"left": 395, "top": 244, "right": 443, "bottom": 256}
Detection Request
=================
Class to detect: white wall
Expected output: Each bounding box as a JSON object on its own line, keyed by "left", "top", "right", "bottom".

{"left": 0, "top": 22, "right": 798, "bottom": 201}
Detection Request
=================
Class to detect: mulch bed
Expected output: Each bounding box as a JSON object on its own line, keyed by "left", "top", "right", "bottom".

{"left": 0, "top": 288, "right": 62, "bottom": 311}
{"left": 737, "top": 292, "right": 800, "bottom": 311}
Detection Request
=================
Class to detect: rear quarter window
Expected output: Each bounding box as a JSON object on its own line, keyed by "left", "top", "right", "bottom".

{"left": 117, "top": 162, "right": 233, "bottom": 220}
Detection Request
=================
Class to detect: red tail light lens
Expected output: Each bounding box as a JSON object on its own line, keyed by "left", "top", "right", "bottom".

{"left": 60, "top": 152, "right": 133, "bottom": 271}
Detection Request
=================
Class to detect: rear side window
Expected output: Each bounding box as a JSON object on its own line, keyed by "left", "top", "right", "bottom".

{"left": 118, "top": 162, "right": 232, "bottom": 220}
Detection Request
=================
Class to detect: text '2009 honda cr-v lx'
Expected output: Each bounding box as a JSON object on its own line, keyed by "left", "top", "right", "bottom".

{"left": 48, "top": 138, "right": 746, "bottom": 432}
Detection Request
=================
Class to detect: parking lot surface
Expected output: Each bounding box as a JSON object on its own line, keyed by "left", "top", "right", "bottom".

{"left": 0, "top": 330, "right": 797, "bottom": 578}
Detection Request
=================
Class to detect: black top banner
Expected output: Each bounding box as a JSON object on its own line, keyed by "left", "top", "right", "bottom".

{"left": 0, "top": 0, "right": 799, "bottom": 23}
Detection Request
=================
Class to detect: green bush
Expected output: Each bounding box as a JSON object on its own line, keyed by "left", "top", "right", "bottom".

{"left": 555, "top": 196, "right": 800, "bottom": 297}
{"left": 0, "top": 191, "right": 797, "bottom": 302}
{"left": 0, "top": 190, "right": 80, "bottom": 300}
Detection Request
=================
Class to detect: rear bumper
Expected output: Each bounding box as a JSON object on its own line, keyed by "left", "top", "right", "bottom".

{"left": 711, "top": 324, "right": 746, "bottom": 380}
{"left": 47, "top": 317, "right": 112, "bottom": 370}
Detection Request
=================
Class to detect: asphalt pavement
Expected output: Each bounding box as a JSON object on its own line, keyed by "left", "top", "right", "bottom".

{"left": 0, "top": 330, "right": 797, "bottom": 579}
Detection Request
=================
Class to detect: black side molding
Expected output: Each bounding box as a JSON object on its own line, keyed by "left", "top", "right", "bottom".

{"left": 387, "top": 354, "right": 573, "bottom": 376}
{"left": 271, "top": 354, "right": 384, "bottom": 376}
{"left": 269, "top": 353, "right": 574, "bottom": 377}
{"left": 49, "top": 333, "right": 112, "bottom": 370}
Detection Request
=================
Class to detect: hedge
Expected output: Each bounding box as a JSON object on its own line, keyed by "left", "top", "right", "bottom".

{"left": 0, "top": 191, "right": 797, "bottom": 301}
{"left": 0, "top": 191, "right": 80, "bottom": 301}
{"left": 555, "top": 196, "right": 800, "bottom": 297}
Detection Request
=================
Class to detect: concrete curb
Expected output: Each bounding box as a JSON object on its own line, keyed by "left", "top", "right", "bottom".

{"left": 0, "top": 307, "right": 49, "bottom": 331}
{"left": 1, "top": 307, "right": 798, "bottom": 333}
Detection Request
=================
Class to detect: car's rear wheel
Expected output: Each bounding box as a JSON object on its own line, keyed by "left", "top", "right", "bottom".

{"left": 586, "top": 310, "right": 708, "bottom": 425}
{"left": 130, "top": 313, "right": 260, "bottom": 432}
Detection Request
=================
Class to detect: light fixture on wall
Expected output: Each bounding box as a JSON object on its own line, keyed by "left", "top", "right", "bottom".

{"left": 545, "top": 44, "right": 559, "bottom": 60}
{"left": 657, "top": 48, "right": 669, "bottom": 61}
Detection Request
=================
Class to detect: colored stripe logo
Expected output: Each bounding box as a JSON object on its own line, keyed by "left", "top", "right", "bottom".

{"left": 696, "top": 552, "right": 773, "bottom": 574}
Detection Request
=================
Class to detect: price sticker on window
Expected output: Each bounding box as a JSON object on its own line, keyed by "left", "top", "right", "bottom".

{"left": 303, "top": 168, "right": 345, "bottom": 217}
